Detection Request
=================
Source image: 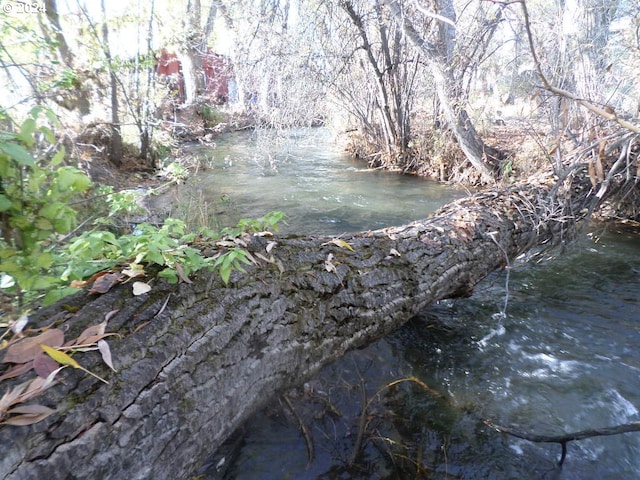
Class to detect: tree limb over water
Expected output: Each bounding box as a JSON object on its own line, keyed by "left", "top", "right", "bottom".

{"left": 0, "top": 158, "right": 634, "bottom": 479}
{"left": 484, "top": 420, "right": 640, "bottom": 466}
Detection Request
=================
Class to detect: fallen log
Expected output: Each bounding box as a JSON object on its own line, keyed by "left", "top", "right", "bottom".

{"left": 0, "top": 175, "right": 593, "bottom": 479}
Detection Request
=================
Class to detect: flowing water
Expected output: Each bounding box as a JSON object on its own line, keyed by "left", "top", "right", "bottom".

{"left": 153, "top": 128, "right": 463, "bottom": 235}
{"left": 160, "top": 129, "right": 640, "bottom": 479}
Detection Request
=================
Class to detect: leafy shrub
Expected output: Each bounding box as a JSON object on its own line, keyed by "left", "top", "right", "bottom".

{"left": 0, "top": 108, "right": 286, "bottom": 308}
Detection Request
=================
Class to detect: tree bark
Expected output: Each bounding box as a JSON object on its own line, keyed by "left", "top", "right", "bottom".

{"left": 0, "top": 176, "right": 594, "bottom": 479}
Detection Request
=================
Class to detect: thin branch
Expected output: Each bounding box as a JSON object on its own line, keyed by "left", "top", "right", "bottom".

{"left": 518, "top": 0, "right": 640, "bottom": 134}
{"left": 485, "top": 419, "right": 640, "bottom": 466}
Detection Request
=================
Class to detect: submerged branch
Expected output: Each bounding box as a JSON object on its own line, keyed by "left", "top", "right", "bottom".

{"left": 484, "top": 420, "right": 640, "bottom": 466}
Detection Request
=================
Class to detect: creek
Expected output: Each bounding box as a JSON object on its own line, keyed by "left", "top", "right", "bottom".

{"left": 158, "top": 128, "right": 640, "bottom": 479}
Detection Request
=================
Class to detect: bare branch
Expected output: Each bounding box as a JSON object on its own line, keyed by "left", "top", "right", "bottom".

{"left": 518, "top": 0, "right": 640, "bottom": 134}
{"left": 485, "top": 419, "right": 640, "bottom": 466}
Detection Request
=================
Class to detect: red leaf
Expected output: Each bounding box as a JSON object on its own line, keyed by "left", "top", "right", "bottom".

{"left": 89, "top": 273, "right": 122, "bottom": 294}
{"left": 2, "top": 329, "right": 65, "bottom": 364}
{"left": 33, "top": 351, "right": 60, "bottom": 379}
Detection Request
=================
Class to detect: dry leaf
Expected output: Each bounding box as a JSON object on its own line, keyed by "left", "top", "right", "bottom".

{"left": 104, "top": 309, "right": 119, "bottom": 322}
{"left": 98, "top": 340, "right": 117, "bottom": 372}
{"left": 0, "top": 361, "right": 33, "bottom": 382}
{"left": 216, "top": 240, "right": 237, "bottom": 248}
{"left": 70, "top": 279, "right": 88, "bottom": 288}
{"left": 75, "top": 332, "right": 118, "bottom": 348}
{"left": 324, "top": 253, "right": 337, "bottom": 273}
{"left": 11, "top": 314, "right": 28, "bottom": 335}
{"left": 588, "top": 160, "right": 597, "bottom": 188}
{"left": 76, "top": 322, "right": 107, "bottom": 345}
{"left": 175, "top": 263, "right": 192, "bottom": 284}
{"left": 2, "top": 329, "right": 65, "bottom": 364}
{"left": 0, "top": 380, "right": 30, "bottom": 415}
{"left": 89, "top": 273, "right": 122, "bottom": 294}
{"left": 322, "top": 238, "right": 355, "bottom": 252}
{"left": 595, "top": 156, "right": 604, "bottom": 182}
{"left": 3, "top": 404, "right": 57, "bottom": 426}
{"left": 41, "top": 344, "right": 80, "bottom": 369}
{"left": 266, "top": 241, "right": 277, "bottom": 253}
{"left": 41, "top": 346, "right": 108, "bottom": 384}
{"left": 33, "top": 351, "right": 59, "bottom": 379}
{"left": 132, "top": 281, "right": 151, "bottom": 296}
{"left": 121, "top": 263, "right": 145, "bottom": 279}
{"left": 389, "top": 248, "right": 401, "bottom": 257}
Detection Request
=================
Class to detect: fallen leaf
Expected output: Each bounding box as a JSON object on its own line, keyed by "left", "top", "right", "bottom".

{"left": 389, "top": 248, "right": 401, "bottom": 257}
{"left": 70, "top": 279, "right": 88, "bottom": 288}
{"left": 41, "top": 346, "right": 108, "bottom": 384}
{"left": 41, "top": 344, "right": 80, "bottom": 369}
{"left": 76, "top": 322, "right": 107, "bottom": 345}
{"left": 98, "top": 340, "right": 117, "bottom": 372}
{"left": 266, "top": 241, "right": 277, "bottom": 253}
{"left": 2, "top": 329, "right": 65, "bottom": 364}
{"left": 33, "top": 352, "right": 59, "bottom": 379}
{"left": 132, "top": 281, "right": 151, "bottom": 296}
{"left": 3, "top": 404, "right": 57, "bottom": 426}
{"left": 216, "top": 240, "right": 237, "bottom": 248}
{"left": 324, "top": 253, "right": 337, "bottom": 273}
{"left": 322, "top": 238, "right": 355, "bottom": 252}
{"left": 0, "top": 380, "right": 30, "bottom": 415}
{"left": 0, "top": 361, "right": 34, "bottom": 382}
{"left": 104, "top": 309, "right": 119, "bottom": 322}
{"left": 38, "top": 366, "right": 65, "bottom": 391}
{"left": 121, "top": 263, "right": 145, "bottom": 279}
{"left": 89, "top": 273, "right": 121, "bottom": 294}
{"left": 11, "top": 314, "right": 29, "bottom": 335}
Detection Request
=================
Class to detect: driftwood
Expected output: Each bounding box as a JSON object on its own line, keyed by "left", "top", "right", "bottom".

{"left": 0, "top": 175, "right": 595, "bottom": 479}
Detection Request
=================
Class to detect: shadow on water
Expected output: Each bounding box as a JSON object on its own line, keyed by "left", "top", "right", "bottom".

{"left": 183, "top": 129, "right": 640, "bottom": 479}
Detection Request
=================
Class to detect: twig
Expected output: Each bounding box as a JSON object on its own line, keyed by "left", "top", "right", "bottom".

{"left": 348, "top": 373, "right": 369, "bottom": 466}
{"left": 282, "top": 394, "right": 315, "bottom": 466}
{"left": 518, "top": 0, "right": 640, "bottom": 134}
{"left": 484, "top": 420, "right": 640, "bottom": 466}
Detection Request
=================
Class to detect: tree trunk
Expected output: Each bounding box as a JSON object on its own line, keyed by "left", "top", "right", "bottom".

{"left": 0, "top": 177, "right": 595, "bottom": 479}
{"left": 100, "top": 0, "right": 123, "bottom": 166}
{"left": 384, "top": 0, "right": 497, "bottom": 182}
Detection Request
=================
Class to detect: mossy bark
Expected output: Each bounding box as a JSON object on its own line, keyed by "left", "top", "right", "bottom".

{"left": 0, "top": 177, "right": 591, "bottom": 480}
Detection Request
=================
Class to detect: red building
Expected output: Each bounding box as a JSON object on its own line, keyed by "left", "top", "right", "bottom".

{"left": 155, "top": 49, "right": 231, "bottom": 104}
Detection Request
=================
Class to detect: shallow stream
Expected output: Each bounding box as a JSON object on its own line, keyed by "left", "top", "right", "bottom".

{"left": 159, "top": 128, "right": 640, "bottom": 479}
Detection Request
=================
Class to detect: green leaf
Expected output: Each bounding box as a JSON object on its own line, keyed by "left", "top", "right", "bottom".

{"left": 34, "top": 251, "right": 53, "bottom": 269}
{"left": 158, "top": 268, "right": 178, "bottom": 283}
{"left": 43, "top": 287, "right": 78, "bottom": 306}
{"left": 39, "top": 126, "right": 56, "bottom": 144}
{"left": 0, "top": 194, "right": 11, "bottom": 212}
{"left": 0, "top": 142, "right": 35, "bottom": 166}
{"left": 219, "top": 263, "right": 231, "bottom": 284}
{"left": 35, "top": 217, "right": 54, "bottom": 231}
{"left": 56, "top": 167, "right": 91, "bottom": 192}
{"left": 18, "top": 118, "right": 36, "bottom": 147}
{"left": 39, "top": 202, "right": 63, "bottom": 221}
{"left": 50, "top": 146, "right": 65, "bottom": 166}
{"left": 31, "top": 275, "right": 60, "bottom": 291}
